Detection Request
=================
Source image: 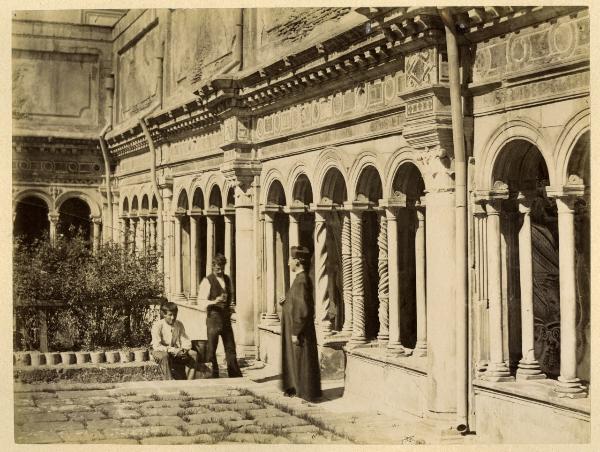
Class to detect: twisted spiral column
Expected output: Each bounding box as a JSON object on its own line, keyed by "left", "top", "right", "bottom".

{"left": 350, "top": 210, "right": 366, "bottom": 344}
{"left": 314, "top": 210, "right": 332, "bottom": 334}
{"left": 377, "top": 213, "right": 389, "bottom": 344}
{"left": 341, "top": 212, "right": 353, "bottom": 334}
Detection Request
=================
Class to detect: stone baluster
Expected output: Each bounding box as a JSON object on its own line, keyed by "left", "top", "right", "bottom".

{"left": 516, "top": 195, "right": 545, "bottom": 380}
{"left": 483, "top": 199, "right": 513, "bottom": 381}
{"left": 341, "top": 211, "right": 353, "bottom": 334}
{"left": 554, "top": 196, "right": 587, "bottom": 397}
{"left": 413, "top": 203, "right": 427, "bottom": 356}
{"left": 376, "top": 212, "right": 389, "bottom": 344}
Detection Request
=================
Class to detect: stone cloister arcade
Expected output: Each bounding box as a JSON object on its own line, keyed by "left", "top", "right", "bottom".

{"left": 258, "top": 149, "right": 429, "bottom": 359}
{"left": 473, "top": 111, "right": 590, "bottom": 398}
{"left": 13, "top": 189, "right": 104, "bottom": 250}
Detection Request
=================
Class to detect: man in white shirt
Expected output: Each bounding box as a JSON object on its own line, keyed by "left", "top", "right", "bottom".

{"left": 151, "top": 302, "right": 198, "bottom": 380}
{"left": 197, "top": 253, "right": 242, "bottom": 378}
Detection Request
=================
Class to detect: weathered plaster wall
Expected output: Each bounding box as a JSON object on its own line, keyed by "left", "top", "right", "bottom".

{"left": 12, "top": 20, "right": 113, "bottom": 137}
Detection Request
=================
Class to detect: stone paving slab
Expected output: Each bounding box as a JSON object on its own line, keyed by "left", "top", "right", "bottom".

{"left": 247, "top": 407, "right": 288, "bottom": 418}
{"left": 140, "top": 434, "right": 213, "bottom": 445}
{"left": 67, "top": 411, "right": 107, "bottom": 422}
{"left": 224, "top": 433, "right": 286, "bottom": 443}
{"left": 15, "top": 431, "right": 63, "bottom": 444}
{"left": 107, "top": 408, "right": 140, "bottom": 419}
{"left": 15, "top": 412, "right": 68, "bottom": 423}
{"left": 139, "top": 399, "right": 183, "bottom": 409}
{"left": 186, "top": 411, "right": 243, "bottom": 423}
{"left": 101, "top": 425, "right": 182, "bottom": 440}
{"left": 59, "top": 430, "right": 106, "bottom": 443}
{"left": 140, "top": 406, "right": 183, "bottom": 417}
{"left": 86, "top": 419, "right": 123, "bottom": 430}
{"left": 21, "top": 421, "right": 85, "bottom": 432}
{"left": 182, "top": 422, "right": 225, "bottom": 435}
{"left": 89, "top": 438, "right": 139, "bottom": 444}
{"left": 141, "top": 415, "right": 188, "bottom": 427}
{"left": 121, "top": 419, "right": 144, "bottom": 427}
{"left": 254, "top": 415, "right": 309, "bottom": 428}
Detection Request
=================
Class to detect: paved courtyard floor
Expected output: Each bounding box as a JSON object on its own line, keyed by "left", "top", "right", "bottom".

{"left": 14, "top": 363, "right": 465, "bottom": 445}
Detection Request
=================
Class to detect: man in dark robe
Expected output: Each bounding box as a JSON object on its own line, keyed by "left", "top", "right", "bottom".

{"left": 280, "top": 246, "right": 322, "bottom": 402}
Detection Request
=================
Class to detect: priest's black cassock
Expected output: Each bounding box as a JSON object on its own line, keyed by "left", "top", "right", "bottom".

{"left": 280, "top": 271, "right": 322, "bottom": 401}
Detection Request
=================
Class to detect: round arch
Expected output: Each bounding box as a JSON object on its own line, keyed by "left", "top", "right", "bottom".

{"left": 348, "top": 153, "right": 383, "bottom": 203}
{"left": 320, "top": 166, "right": 348, "bottom": 205}
{"left": 55, "top": 191, "right": 101, "bottom": 217}
{"left": 141, "top": 194, "right": 149, "bottom": 213}
{"left": 131, "top": 196, "right": 139, "bottom": 214}
{"left": 391, "top": 162, "right": 425, "bottom": 201}
{"left": 176, "top": 189, "right": 189, "bottom": 211}
{"left": 122, "top": 196, "right": 130, "bottom": 214}
{"left": 554, "top": 108, "right": 590, "bottom": 187}
{"left": 14, "top": 195, "right": 50, "bottom": 243}
{"left": 192, "top": 186, "right": 205, "bottom": 210}
{"left": 262, "top": 168, "right": 287, "bottom": 206}
{"left": 291, "top": 173, "right": 313, "bottom": 206}
{"left": 384, "top": 147, "right": 424, "bottom": 197}
{"left": 266, "top": 179, "right": 287, "bottom": 206}
{"left": 225, "top": 186, "right": 236, "bottom": 207}
{"left": 477, "top": 118, "right": 555, "bottom": 191}
{"left": 13, "top": 189, "right": 53, "bottom": 213}
{"left": 208, "top": 184, "right": 222, "bottom": 209}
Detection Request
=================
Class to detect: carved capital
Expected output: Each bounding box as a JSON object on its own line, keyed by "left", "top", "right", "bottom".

{"left": 417, "top": 145, "right": 454, "bottom": 192}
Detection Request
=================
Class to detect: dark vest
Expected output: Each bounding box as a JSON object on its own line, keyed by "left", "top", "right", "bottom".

{"left": 207, "top": 273, "right": 232, "bottom": 307}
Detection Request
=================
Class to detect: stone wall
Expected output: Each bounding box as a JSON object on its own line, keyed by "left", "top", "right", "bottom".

{"left": 12, "top": 20, "right": 113, "bottom": 137}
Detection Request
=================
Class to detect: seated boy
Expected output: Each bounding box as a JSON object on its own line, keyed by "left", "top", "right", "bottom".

{"left": 151, "top": 302, "right": 198, "bottom": 380}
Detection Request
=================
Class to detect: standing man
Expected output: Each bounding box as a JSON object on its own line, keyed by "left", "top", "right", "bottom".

{"left": 198, "top": 253, "right": 243, "bottom": 378}
{"left": 280, "top": 246, "right": 322, "bottom": 401}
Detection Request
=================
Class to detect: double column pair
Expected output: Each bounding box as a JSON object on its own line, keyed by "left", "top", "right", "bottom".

{"left": 482, "top": 194, "right": 586, "bottom": 397}
{"left": 120, "top": 216, "right": 157, "bottom": 253}
{"left": 342, "top": 203, "right": 427, "bottom": 355}
{"left": 173, "top": 210, "right": 234, "bottom": 302}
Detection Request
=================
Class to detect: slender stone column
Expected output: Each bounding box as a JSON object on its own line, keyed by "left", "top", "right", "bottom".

{"left": 224, "top": 215, "right": 233, "bottom": 276}
{"left": 483, "top": 199, "right": 512, "bottom": 381}
{"left": 386, "top": 207, "right": 404, "bottom": 353}
{"left": 189, "top": 215, "right": 198, "bottom": 300}
{"left": 377, "top": 212, "right": 389, "bottom": 344}
{"left": 349, "top": 209, "right": 366, "bottom": 344}
{"left": 139, "top": 217, "right": 147, "bottom": 252}
{"left": 205, "top": 215, "right": 215, "bottom": 273}
{"left": 554, "top": 196, "right": 586, "bottom": 397}
{"left": 119, "top": 217, "right": 127, "bottom": 249}
{"left": 48, "top": 213, "right": 59, "bottom": 244}
{"left": 341, "top": 211, "right": 353, "bottom": 334}
{"left": 130, "top": 218, "right": 138, "bottom": 253}
{"left": 413, "top": 205, "right": 428, "bottom": 356}
{"left": 149, "top": 217, "right": 156, "bottom": 250}
{"left": 516, "top": 196, "right": 545, "bottom": 380}
{"left": 473, "top": 204, "right": 489, "bottom": 372}
{"left": 288, "top": 213, "right": 300, "bottom": 248}
{"left": 92, "top": 217, "right": 102, "bottom": 253}
{"left": 314, "top": 210, "right": 333, "bottom": 335}
{"left": 262, "top": 212, "right": 279, "bottom": 324}
{"left": 174, "top": 214, "right": 185, "bottom": 300}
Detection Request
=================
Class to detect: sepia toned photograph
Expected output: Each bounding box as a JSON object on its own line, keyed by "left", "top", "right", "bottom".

{"left": 11, "top": 4, "right": 591, "bottom": 447}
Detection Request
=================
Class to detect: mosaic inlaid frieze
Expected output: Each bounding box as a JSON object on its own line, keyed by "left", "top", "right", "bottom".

{"left": 253, "top": 72, "right": 403, "bottom": 143}
{"left": 473, "top": 11, "right": 589, "bottom": 85}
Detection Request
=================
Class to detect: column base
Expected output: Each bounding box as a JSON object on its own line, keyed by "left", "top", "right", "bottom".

{"left": 412, "top": 341, "right": 427, "bottom": 357}
{"left": 377, "top": 334, "right": 390, "bottom": 348}
{"left": 386, "top": 343, "right": 407, "bottom": 357}
{"left": 516, "top": 360, "right": 546, "bottom": 380}
{"left": 348, "top": 336, "right": 367, "bottom": 347}
{"left": 173, "top": 293, "right": 187, "bottom": 303}
{"left": 316, "top": 321, "right": 334, "bottom": 336}
{"left": 260, "top": 313, "right": 280, "bottom": 326}
{"left": 482, "top": 362, "right": 513, "bottom": 382}
{"left": 554, "top": 377, "right": 587, "bottom": 398}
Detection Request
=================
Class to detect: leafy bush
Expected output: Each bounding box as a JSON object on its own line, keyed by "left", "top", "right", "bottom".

{"left": 13, "top": 233, "right": 164, "bottom": 351}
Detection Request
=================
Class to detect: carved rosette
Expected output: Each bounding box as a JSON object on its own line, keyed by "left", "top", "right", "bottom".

{"left": 377, "top": 213, "right": 389, "bottom": 342}
{"left": 314, "top": 212, "right": 332, "bottom": 334}
{"left": 341, "top": 212, "right": 353, "bottom": 334}
{"left": 350, "top": 211, "right": 366, "bottom": 344}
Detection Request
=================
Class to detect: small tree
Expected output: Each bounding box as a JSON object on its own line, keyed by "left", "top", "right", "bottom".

{"left": 13, "top": 233, "right": 164, "bottom": 351}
